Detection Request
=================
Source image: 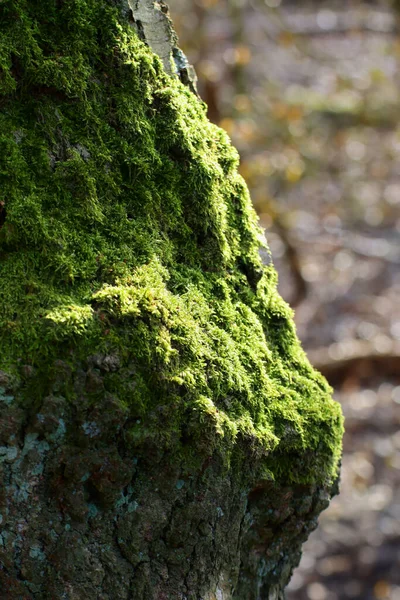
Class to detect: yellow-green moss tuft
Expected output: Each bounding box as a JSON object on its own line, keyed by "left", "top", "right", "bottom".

{"left": 0, "top": 0, "right": 343, "bottom": 485}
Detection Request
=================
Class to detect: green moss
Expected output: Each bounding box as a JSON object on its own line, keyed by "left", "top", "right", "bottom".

{"left": 0, "top": 0, "right": 343, "bottom": 485}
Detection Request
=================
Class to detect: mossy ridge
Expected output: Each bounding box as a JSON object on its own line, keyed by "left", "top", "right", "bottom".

{"left": 0, "top": 0, "right": 343, "bottom": 485}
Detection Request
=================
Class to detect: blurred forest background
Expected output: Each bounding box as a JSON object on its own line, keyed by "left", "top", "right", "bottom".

{"left": 169, "top": 1, "right": 400, "bottom": 599}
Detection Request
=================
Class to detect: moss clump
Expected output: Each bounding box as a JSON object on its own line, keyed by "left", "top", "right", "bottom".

{"left": 0, "top": 0, "right": 343, "bottom": 485}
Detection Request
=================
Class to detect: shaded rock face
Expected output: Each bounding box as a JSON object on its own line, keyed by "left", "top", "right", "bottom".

{"left": 0, "top": 0, "right": 343, "bottom": 597}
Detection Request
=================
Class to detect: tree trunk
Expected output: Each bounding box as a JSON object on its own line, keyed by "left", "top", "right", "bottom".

{"left": 0, "top": 1, "right": 343, "bottom": 598}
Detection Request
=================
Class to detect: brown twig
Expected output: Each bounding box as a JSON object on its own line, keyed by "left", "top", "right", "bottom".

{"left": 308, "top": 339, "right": 400, "bottom": 384}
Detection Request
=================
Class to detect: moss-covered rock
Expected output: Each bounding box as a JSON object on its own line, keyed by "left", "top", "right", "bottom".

{"left": 0, "top": 1, "right": 343, "bottom": 597}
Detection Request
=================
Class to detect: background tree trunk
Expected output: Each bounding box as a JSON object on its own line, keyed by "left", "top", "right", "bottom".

{"left": 0, "top": 1, "right": 343, "bottom": 598}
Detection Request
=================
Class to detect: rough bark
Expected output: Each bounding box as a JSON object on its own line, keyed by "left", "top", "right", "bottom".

{"left": 0, "top": 1, "right": 343, "bottom": 598}
{"left": 0, "top": 364, "right": 336, "bottom": 600}
{"left": 128, "top": 0, "right": 198, "bottom": 94}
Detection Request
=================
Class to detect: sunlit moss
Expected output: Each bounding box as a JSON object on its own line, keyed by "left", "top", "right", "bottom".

{"left": 0, "top": 0, "right": 343, "bottom": 485}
